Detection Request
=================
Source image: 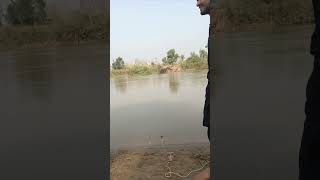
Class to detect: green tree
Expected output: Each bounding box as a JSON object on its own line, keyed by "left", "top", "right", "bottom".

{"left": 6, "top": 0, "right": 34, "bottom": 25}
{"left": 112, "top": 57, "right": 125, "bottom": 70}
{"left": 178, "top": 54, "right": 185, "bottom": 64}
{"left": 162, "top": 49, "right": 179, "bottom": 65}
{"left": 186, "top": 52, "right": 201, "bottom": 63}
{"left": 33, "top": 0, "right": 47, "bottom": 24}
{"left": 180, "top": 55, "right": 185, "bottom": 61}
{"left": 199, "top": 49, "right": 208, "bottom": 61}
{"left": 161, "top": 57, "right": 167, "bottom": 64}
{"left": 5, "top": 0, "right": 47, "bottom": 25}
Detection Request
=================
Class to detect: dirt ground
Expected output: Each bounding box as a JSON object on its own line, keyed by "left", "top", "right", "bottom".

{"left": 110, "top": 143, "right": 210, "bottom": 180}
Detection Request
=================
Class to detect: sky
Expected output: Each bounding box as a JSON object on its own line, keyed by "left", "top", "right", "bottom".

{"left": 111, "top": 0, "right": 210, "bottom": 64}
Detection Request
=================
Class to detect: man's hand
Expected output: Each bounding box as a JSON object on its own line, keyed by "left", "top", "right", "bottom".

{"left": 193, "top": 167, "right": 210, "bottom": 180}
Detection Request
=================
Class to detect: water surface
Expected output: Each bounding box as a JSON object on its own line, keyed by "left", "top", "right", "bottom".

{"left": 0, "top": 43, "right": 107, "bottom": 179}
{"left": 111, "top": 71, "right": 210, "bottom": 149}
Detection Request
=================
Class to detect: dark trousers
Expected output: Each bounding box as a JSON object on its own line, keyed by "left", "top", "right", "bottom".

{"left": 207, "top": 126, "right": 210, "bottom": 141}
{"left": 299, "top": 58, "right": 320, "bottom": 180}
{"left": 203, "top": 81, "right": 210, "bottom": 141}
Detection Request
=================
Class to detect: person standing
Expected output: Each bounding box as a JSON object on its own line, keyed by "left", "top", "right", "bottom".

{"left": 196, "top": 0, "right": 213, "bottom": 142}
{"left": 194, "top": 0, "right": 215, "bottom": 179}
{"left": 299, "top": 0, "right": 320, "bottom": 179}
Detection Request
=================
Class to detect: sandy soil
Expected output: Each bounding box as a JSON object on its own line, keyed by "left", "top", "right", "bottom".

{"left": 110, "top": 143, "right": 210, "bottom": 180}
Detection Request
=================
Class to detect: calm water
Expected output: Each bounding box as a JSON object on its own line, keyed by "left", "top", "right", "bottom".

{"left": 110, "top": 71, "right": 210, "bottom": 149}
{"left": 111, "top": 26, "right": 315, "bottom": 179}
{"left": 1, "top": 26, "right": 313, "bottom": 179}
{"left": 213, "top": 26, "right": 314, "bottom": 180}
{"left": 0, "top": 43, "right": 107, "bottom": 180}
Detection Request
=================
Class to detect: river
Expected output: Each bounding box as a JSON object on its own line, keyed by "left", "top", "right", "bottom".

{"left": 0, "top": 43, "right": 107, "bottom": 179}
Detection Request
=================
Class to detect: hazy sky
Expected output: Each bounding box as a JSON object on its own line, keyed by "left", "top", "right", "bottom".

{"left": 111, "top": 0, "right": 210, "bottom": 64}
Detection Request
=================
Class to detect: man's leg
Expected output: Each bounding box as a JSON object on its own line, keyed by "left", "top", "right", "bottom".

{"left": 207, "top": 126, "right": 210, "bottom": 141}
{"left": 203, "top": 81, "right": 210, "bottom": 141}
{"left": 299, "top": 58, "right": 320, "bottom": 180}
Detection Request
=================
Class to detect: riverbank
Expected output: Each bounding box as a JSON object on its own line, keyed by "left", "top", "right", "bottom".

{"left": 111, "top": 143, "right": 210, "bottom": 180}
{"left": 0, "top": 39, "right": 107, "bottom": 52}
{"left": 0, "top": 15, "right": 108, "bottom": 50}
{"left": 111, "top": 63, "right": 210, "bottom": 77}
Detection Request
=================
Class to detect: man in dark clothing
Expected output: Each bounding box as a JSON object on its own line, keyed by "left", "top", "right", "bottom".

{"left": 204, "top": 19, "right": 214, "bottom": 141}
{"left": 299, "top": 0, "right": 320, "bottom": 179}
{"left": 196, "top": 0, "right": 213, "bottom": 142}
{"left": 194, "top": 0, "right": 214, "bottom": 179}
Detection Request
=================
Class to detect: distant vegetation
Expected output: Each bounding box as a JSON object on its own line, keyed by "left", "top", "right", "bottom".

{"left": 162, "top": 49, "right": 179, "bottom": 65}
{"left": 215, "top": 0, "right": 313, "bottom": 31}
{"left": 180, "top": 49, "right": 208, "bottom": 70}
{"left": 5, "top": 0, "right": 47, "bottom": 25}
{"left": 112, "top": 57, "right": 125, "bottom": 70}
{"left": 0, "top": 0, "right": 108, "bottom": 49}
{"left": 111, "top": 48, "right": 210, "bottom": 77}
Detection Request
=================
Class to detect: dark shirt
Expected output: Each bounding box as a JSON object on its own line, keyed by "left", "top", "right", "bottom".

{"left": 207, "top": 24, "right": 214, "bottom": 80}
{"left": 203, "top": 24, "right": 214, "bottom": 128}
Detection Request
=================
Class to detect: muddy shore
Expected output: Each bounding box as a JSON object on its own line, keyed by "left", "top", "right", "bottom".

{"left": 111, "top": 143, "right": 210, "bottom": 180}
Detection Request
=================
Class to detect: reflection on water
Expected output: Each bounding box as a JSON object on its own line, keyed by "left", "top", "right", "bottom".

{"left": 0, "top": 44, "right": 107, "bottom": 179}
{"left": 14, "top": 50, "right": 54, "bottom": 101}
{"left": 111, "top": 71, "right": 209, "bottom": 149}
{"left": 111, "top": 71, "right": 205, "bottom": 96}
{"left": 168, "top": 72, "right": 180, "bottom": 93}
{"left": 113, "top": 77, "right": 128, "bottom": 93}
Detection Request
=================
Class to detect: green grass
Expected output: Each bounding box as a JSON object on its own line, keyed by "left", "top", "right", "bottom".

{"left": 111, "top": 64, "right": 158, "bottom": 77}
{"left": 180, "top": 60, "right": 208, "bottom": 70}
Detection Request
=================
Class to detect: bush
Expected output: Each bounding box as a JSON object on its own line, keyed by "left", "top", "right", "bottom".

{"left": 127, "top": 65, "right": 153, "bottom": 75}
{"left": 180, "top": 52, "right": 207, "bottom": 70}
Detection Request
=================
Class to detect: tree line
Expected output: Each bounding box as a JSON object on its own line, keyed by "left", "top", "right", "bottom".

{"left": 0, "top": 0, "right": 109, "bottom": 48}
{"left": 0, "top": 0, "right": 48, "bottom": 26}
{"left": 112, "top": 48, "right": 208, "bottom": 70}
{"left": 219, "top": 0, "right": 313, "bottom": 26}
